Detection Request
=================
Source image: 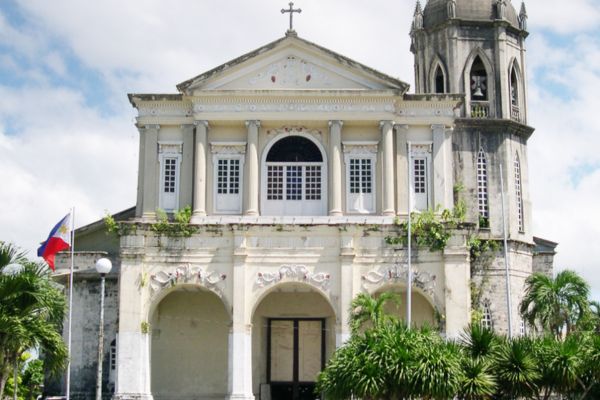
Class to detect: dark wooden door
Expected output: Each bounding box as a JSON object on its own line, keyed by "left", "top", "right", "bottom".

{"left": 268, "top": 319, "right": 325, "bottom": 400}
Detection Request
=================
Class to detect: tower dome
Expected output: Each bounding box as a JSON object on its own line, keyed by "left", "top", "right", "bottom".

{"left": 422, "top": 0, "right": 521, "bottom": 30}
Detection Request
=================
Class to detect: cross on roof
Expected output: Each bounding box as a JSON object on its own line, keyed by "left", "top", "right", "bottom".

{"left": 281, "top": 2, "right": 302, "bottom": 34}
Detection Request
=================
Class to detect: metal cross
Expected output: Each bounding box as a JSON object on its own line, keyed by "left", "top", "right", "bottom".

{"left": 281, "top": 2, "right": 302, "bottom": 32}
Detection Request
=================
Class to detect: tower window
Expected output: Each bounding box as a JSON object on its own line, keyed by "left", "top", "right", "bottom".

{"left": 481, "top": 301, "right": 493, "bottom": 330}
{"left": 477, "top": 148, "right": 489, "bottom": 228}
{"left": 158, "top": 142, "right": 183, "bottom": 211}
{"left": 110, "top": 339, "right": 117, "bottom": 371}
{"left": 434, "top": 65, "right": 445, "bottom": 94}
{"left": 470, "top": 56, "right": 488, "bottom": 100}
{"left": 211, "top": 142, "right": 245, "bottom": 214}
{"left": 514, "top": 153, "right": 524, "bottom": 232}
{"left": 510, "top": 66, "right": 521, "bottom": 121}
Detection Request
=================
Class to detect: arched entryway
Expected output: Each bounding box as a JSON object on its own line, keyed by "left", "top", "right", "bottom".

{"left": 150, "top": 286, "right": 230, "bottom": 399}
{"left": 252, "top": 283, "right": 336, "bottom": 400}
{"left": 373, "top": 285, "right": 437, "bottom": 327}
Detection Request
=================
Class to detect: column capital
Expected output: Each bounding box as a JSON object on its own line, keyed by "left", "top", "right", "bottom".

{"left": 245, "top": 120, "right": 261, "bottom": 128}
{"left": 394, "top": 123, "right": 410, "bottom": 131}
{"left": 194, "top": 120, "right": 209, "bottom": 128}
{"left": 431, "top": 124, "right": 447, "bottom": 132}
{"left": 328, "top": 120, "right": 344, "bottom": 128}
{"left": 180, "top": 123, "right": 195, "bottom": 130}
{"left": 379, "top": 120, "right": 394, "bottom": 129}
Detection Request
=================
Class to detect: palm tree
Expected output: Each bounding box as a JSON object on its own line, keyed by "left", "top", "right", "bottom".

{"left": 349, "top": 291, "right": 400, "bottom": 333}
{"left": 458, "top": 324, "right": 498, "bottom": 399}
{"left": 494, "top": 336, "right": 540, "bottom": 399}
{"left": 0, "top": 242, "right": 68, "bottom": 397}
{"left": 520, "top": 270, "right": 590, "bottom": 338}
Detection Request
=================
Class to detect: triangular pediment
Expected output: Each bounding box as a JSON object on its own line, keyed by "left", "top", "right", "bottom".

{"left": 177, "top": 35, "right": 409, "bottom": 94}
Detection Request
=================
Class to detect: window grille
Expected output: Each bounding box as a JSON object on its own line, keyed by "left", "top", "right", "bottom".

{"left": 267, "top": 165, "right": 284, "bottom": 200}
{"left": 477, "top": 148, "right": 489, "bottom": 223}
{"left": 286, "top": 166, "right": 303, "bottom": 200}
{"left": 481, "top": 302, "right": 493, "bottom": 330}
{"left": 349, "top": 158, "right": 372, "bottom": 194}
{"left": 514, "top": 153, "right": 524, "bottom": 232}
{"left": 163, "top": 158, "right": 177, "bottom": 193}
{"left": 217, "top": 159, "right": 240, "bottom": 194}
{"left": 110, "top": 339, "right": 117, "bottom": 371}
{"left": 413, "top": 158, "right": 427, "bottom": 194}
{"left": 305, "top": 166, "right": 322, "bottom": 200}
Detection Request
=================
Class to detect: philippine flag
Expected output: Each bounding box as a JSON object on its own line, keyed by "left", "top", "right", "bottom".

{"left": 37, "top": 213, "right": 72, "bottom": 271}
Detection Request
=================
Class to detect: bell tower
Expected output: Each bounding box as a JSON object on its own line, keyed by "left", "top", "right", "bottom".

{"left": 410, "top": 0, "right": 529, "bottom": 123}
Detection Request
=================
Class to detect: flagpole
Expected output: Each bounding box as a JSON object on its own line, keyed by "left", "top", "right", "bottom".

{"left": 499, "top": 166, "right": 514, "bottom": 338}
{"left": 406, "top": 142, "right": 412, "bottom": 327}
{"left": 66, "top": 207, "right": 75, "bottom": 400}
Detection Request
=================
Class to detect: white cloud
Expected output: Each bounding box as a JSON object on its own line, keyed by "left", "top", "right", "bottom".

{"left": 527, "top": 0, "right": 600, "bottom": 34}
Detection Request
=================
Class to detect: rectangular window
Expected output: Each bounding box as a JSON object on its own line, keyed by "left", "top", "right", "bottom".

{"left": 217, "top": 159, "right": 240, "bottom": 194}
{"left": 346, "top": 157, "right": 375, "bottom": 214}
{"left": 267, "top": 165, "right": 284, "bottom": 200}
{"left": 159, "top": 152, "right": 181, "bottom": 211}
{"left": 305, "top": 165, "right": 322, "bottom": 200}
{"left": 286, "top": 166, "right": 303, "bottom": 201}
{"left": 413, "top": 158, "right": 427, "bottom": 194}
{"left": 213, "top": 155, "right": 244, "bottom": 214}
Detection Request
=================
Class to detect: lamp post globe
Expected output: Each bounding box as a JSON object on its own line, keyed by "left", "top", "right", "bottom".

{"left": 95, "top": 258, "right": 112, "bottom": 275}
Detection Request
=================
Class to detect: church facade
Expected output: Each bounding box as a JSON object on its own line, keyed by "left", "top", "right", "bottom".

{"left": 52, "top": 1, "right": 556, "bottom": 400}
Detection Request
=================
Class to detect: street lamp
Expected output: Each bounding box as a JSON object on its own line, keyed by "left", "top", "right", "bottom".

{"left": 95, "top": 258, "right": 112, "bottom": 400}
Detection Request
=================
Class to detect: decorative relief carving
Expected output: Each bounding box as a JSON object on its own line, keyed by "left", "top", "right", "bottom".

{"left": 267, "top": 126, "right": 323, "bottom": 142}
{"left": 192, "top": 101, "right": 395, "bottom": 114}
{"left": 248, "top": 56, "right": 332, "bottom": 88}
{"left": 342, "top": 141, "right": 379, "bottom": 155}
{"left": 137, "top": 102, "right": 192, "bottom": 117}
{"left": 256, "top": 265, "right": 330, "bottom": 290}
{"left": 158, "top": 142, "right": 183, "bottom": 154}
{"left": 210, "top": 142, "right": 247, "bottom": 155}
{"left": 361, "top": 263, "right": 437, "bottom": 299}
{"left": 150, "top": 264, "right": 226, "bottom": 294}
{"left": 411, "top": 143, "right": 432, "bottom": 155}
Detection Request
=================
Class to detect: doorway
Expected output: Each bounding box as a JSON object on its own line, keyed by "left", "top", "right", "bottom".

{"left": 267, "top": 318, "right": 325, "bottom": 400}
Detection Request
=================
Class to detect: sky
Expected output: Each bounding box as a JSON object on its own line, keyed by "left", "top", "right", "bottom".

{"left": 0, "top": 0, "right": 599, "bottom": 300}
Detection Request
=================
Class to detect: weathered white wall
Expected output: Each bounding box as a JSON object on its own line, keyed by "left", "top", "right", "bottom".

{"left": 151, "top": 289, "right": 230, "bottom": 400}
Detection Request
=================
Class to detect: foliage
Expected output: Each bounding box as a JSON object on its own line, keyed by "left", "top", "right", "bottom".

{"left": 349, "top": 292, "right": 400, "bottom": 333}
{"left": 0, "top": 242, "right": 68, "bottom": 398}
{"left": 4, "top": 353, "right": 44, "bottom": 400}
{"left": 150, "top": 206, "right": 198, "bottom": 237}
{"left": 468, "top": 237, "right": 500, "bottom": 261}
{"left": 319, "top": 292, "right": 600, "bottom": 400}
{"left": 104, "top": 212, "right": 136, "bottom": 236}
{"left": 520, "top": 270, "right": 590, "bottom": 338}
{"left": 385, "top": 203, "right": 466, "bottom": 252}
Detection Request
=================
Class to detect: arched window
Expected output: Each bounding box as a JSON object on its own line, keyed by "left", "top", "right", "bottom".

{"left": 510, "top": 66, "right": 520, "bottom": 121}
{"left": 477, "top": 148, "right": 489, "bottom": 228}
{"left": 481, "top": 301, "right": 493, "bottom": 330}
{"left": 514, "top": 152, "right": 524, "bottom": 232}
{"left": 262, "top": 135, "right": 327, "bottom": 216}
{"left": 470, "top": 56, "right": 488, "bottom": 100}
{"left": 434, "top": 65, "right": 445, "bottom": 94}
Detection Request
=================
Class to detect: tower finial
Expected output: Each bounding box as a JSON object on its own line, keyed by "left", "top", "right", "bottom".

{"left": 413, "top": 0, "right": 424, "bottom": 31}
{"left": 519, "top": 2, "right": 528, "bottom": 30}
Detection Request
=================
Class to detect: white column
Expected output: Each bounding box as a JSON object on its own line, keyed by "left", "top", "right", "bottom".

{"left": 114, "top": 259, "right": 153, "bottom": 400}
{"left": 244, "top": 120, "right": 260, "bottom": 216}
{"left": 432, "top": 124, "right": 453, "bottom": 209}
{"left": 337, "top": 233, "right": 355, "bottom": 347}
{"left": 228, "top": 227, "right": 254, "bottom": 400}
{"left": 191, "top": 120, "right": 208, "bottom": 222}
{"left": 443, "top": 248, "right": 471, "bottom": 338}
{"left": 395, "top": 124, "right": 409, "bottom": 215}
{"left": 380, "top": 120, "right": 395, "bottom": 216}
{"left": 328, "top": 120, "right": 343, "bottom": 216}
{"left": 227, "top": 324, "right": 254, "bottom": 400}
{"left": 141, "top": 124, "right": 159, "bottom": 221}
{"left": 180, "top": 124, "right": 195, "bottom": 209}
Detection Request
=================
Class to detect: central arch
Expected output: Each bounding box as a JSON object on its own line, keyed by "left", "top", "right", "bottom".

{"left": 150, "top": 286, "right": 230, "bottom": 400}
{"left": 251, "top": 282, "right": 337, "bottom": 400}
{"left": 261, "top": 131, "right": 328, "bottom": 216}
